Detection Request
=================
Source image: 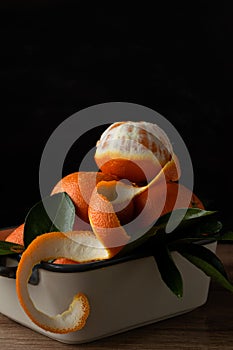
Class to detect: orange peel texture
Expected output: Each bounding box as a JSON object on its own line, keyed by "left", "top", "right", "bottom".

{"left": 88, "top": 181, "right": 131, "bottom": 257}
{"left": 5, "top": 223, "right": 25, "bottom": 246}
{"left": 51, "top": 171, "right": 118, "bottom": 227}
{"left": 16, "top": 231, "right": 114, "bottom": 334}
{"left": 134, "top": 182, "right": 204, "bottom": 229}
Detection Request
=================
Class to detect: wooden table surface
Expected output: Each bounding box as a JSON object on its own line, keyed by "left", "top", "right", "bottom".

{"left": 1, "top": 229, "right": 233, "bottom": 350}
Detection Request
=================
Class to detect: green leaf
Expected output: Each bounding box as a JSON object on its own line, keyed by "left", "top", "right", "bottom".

{"left": 154, "top": 244, "right": 183, "bottom": 298}
{"left": 0, "top": 241, "right": 24, "bottom": 255}
{"left": 167, "top": 218, "right": 222, "bottom": 245}
{"left": 117, "top": 208, "right": 219, "bottom": 258}
{"left": 116, "top": 224, "right": 161, "bottom": 257}
{"left": 157, "top": 208, "right": 216, "bottom": 229}
{"left": 24, "top": 192, "right": 75, "bottom": 248}
{"left": 177, "top": 243, "right": 233, "bottom": 293}
{"left": 165, "top": 208, "right": 216, "bottom": 235}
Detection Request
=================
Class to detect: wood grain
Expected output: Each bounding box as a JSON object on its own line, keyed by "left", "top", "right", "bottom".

{"left": 1, "top": 229, "right": 233, "bottom": 349}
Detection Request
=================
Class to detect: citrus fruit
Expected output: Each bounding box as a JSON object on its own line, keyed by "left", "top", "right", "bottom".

{"left": 51, "top": 171, "right": 118, "bottom": 226}
{"left": 94, "top": 121, "right": 180, "bottom": 183}
{"left": 53, "top": 258, "right": 79, "bottom": 264}
{"left": 134, "top": 182, "right": 204, "bottom": 229}
{"left": 5, "top": 223, "right": 24, "bottom": 246}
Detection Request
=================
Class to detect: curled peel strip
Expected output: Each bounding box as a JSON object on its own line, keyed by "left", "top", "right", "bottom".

{"left": 16, "top": 231, "right": 114, "bottom": 334}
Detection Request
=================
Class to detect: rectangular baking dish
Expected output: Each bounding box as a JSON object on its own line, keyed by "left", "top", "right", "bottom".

{"left": 0, "top": 229, "right": 216, "bottom": 344}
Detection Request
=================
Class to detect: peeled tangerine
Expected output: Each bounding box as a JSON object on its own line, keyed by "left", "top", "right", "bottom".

{"left": 94, "top": 121, "right": 181, "bottom": 184}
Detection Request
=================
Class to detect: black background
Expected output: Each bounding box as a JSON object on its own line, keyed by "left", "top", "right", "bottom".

{"left": 0, "top": 2, "right": 232, "bottom": 230}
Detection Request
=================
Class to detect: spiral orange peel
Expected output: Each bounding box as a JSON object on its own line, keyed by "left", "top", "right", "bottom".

{"left": 16, "top": 230, "right": 115, "bottom": 334}
{"left": 88, "top": 180, "right": 131, "bottom": 255}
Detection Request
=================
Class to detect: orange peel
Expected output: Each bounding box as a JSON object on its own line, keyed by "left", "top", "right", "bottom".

{"left": 5, "top": 223, "right": 24, "bottom": 246}
{"left": 88, "top": 181, "right": 131, "bottom": 256}
{"left": 153, "top": 153, "right": 181, "bottom": 184}
{"left": 16, "top": 231, "right": 113, "bottom": 334}
{"left": 134, "top": 182, "right": 204, "bottom": 229}
{"left": 51, "top": 171, "right": 118, "bottom": 226}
